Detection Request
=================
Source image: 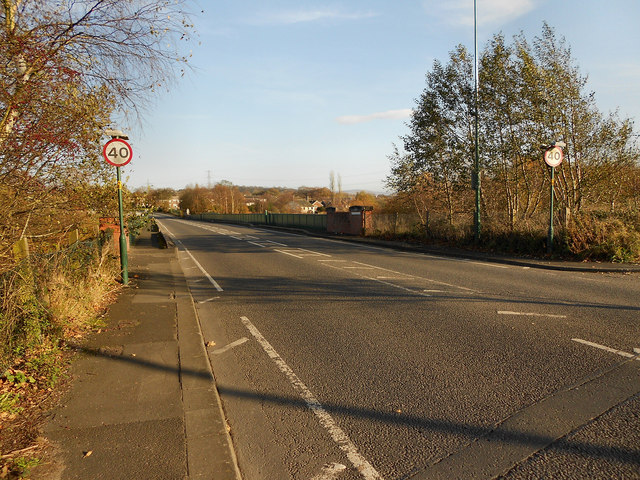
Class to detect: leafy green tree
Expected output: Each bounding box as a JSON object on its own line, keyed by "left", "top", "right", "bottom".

{"left": 389, "top": 23, "right": 640, "bottom": 239}
{"left": 393, "top": 45, "right": 475, "bottom": 225}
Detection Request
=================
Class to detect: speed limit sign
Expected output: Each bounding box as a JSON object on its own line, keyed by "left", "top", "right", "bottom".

{"left": 103, "top": 138, "right": 133, "bottom": 167}
{"left": 544, "top": 146, "right": 563, "bottom": 167}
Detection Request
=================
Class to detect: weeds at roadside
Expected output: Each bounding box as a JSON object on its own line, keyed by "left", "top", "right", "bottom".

{"left": 0, "top": 235, "right": 121, "bottom": 473}
{"left": 3, "top": 455, "right": 41, "bottom": 479}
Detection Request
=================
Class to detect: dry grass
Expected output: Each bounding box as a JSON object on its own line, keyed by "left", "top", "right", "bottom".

{"left": 0, "top": 236, "right": 121, "bottom": 473}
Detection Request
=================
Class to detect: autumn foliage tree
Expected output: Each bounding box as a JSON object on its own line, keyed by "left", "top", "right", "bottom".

{"left": 0, "top": 0, "right": 194, "bottom": 268}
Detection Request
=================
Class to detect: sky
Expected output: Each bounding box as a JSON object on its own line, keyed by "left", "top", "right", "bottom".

{"left": 124, "top": 0, "right": 640, "bottom": 194}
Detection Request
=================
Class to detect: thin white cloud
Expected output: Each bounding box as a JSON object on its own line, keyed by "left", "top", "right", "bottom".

{"left": 252, "top": 9, "right": 377, "bottom": 25}
{"left": 428, "top": 0, "right": 538, "bottom": 27}
{"left": 336, "top": 109, "right": 413, "bottom": 125}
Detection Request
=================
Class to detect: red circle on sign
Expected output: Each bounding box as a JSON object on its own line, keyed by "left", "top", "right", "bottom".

{"left": 544, "top": 146, "right": 563, "bottom": 167}
{"left": 103, "top": 138, "right": 133, "bottom": 167}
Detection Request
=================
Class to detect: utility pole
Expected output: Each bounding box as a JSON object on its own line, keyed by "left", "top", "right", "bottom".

{"left": 473, "top": 0, "right": 481, "bottom": 242}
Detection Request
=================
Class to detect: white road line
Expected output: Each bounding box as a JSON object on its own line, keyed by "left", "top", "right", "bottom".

{"left": 240, "top": 316, "right": 383, "bottom": 480}
{"left": 497, "top": 311, "right": 567, "bottom": 319}
{"left": 263, "top": 240, "right": 288, "bottom": 247}
{"left": 211, "top": 337, "right": 249, "bottom": 355}
{"left": 466, "top": 261, "right": 509, "bottom": 269}
{"left": 366, "top": 277, "right": 432, "bottom": 297}
{"left": 318, "top": 260, "right": 347, "bottom": 263}
{"left": 352, "top": 261, "right": 412, "bottom": 277}
{"left": 350, "top": 261, "right": 477, "bottom": 292}
{"left": 572, "top": 338, "right": 638, "bottom": 359}
{"left": 248, "top": 241, "right": 267, "bottom": 248}
{"left": 321, "top": 263, "right": 431, "bottom": 298}
{"left": 311, "top": 462, "right": 347, "bottom": 480}
{"left": 198, "top": 297, "right": 220, "bottom": 304}
{"left": 419, "top": 253, "right": 509, "bottom": 269}
{"left": 297, "top": 248, "right": 331, "bottom": 257}
{"left": 275, "top": 249, "right": 303, "bottom": 258}
{"left": 344, "top": 266, "right": 376, "bottom": 269}
{"left": 230, "top": 236, "right": 244, "bottom": 240}
{"left": 159, "top": 224, "right": 224, "bottom": 292}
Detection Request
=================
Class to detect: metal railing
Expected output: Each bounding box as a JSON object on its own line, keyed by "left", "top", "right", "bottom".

{"left": 190, "top": 212, "right": 328, "bottom": 231}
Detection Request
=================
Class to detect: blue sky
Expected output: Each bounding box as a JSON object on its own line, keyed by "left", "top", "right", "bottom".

{"left": 125, "top": 0, "right": 640, "bottom": 193}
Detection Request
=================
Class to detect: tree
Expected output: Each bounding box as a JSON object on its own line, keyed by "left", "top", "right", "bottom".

{"left": 352, "top": 191, "right": 379, "bottom": 209}
{"left": 210, "top": 183, "right": 248, "bottom": 214}
{"left": 179, "top": 185, "right": 209, "bottom": 214}
{"left": 389, "top": 24, "right": 640, "bottom": 239}
{"left": 329, "top": 171, "right": 336, "bottom": 205}
{"left": 0, "top": 0, "right": 194, "bottom": 268}
{"left": 394, "top": 44, "right": 475, "bottom": 226}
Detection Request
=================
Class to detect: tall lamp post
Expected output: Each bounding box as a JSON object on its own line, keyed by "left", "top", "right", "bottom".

{"left": 473, "top": 0, "right": 481, "bottom": 242}
{"left": 103, "top": 129, "right": 133, "bottom": 285}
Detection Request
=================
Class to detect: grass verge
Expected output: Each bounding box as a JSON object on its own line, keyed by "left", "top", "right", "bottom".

{"left": 0, "top": 235, "right": 121, "bottom": 477}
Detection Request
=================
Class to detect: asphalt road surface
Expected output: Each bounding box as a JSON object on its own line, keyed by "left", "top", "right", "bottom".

{"left": 156, "top": 215, "right": 640, "bottom": 480}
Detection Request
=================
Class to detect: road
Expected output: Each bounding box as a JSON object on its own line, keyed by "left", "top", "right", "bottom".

{"left": 155, "top": 215, "right": 640, "bottom": 480}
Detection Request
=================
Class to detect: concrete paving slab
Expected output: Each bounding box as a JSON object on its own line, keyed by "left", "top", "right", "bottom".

{"left": 35, "top": 229, "right": 240, "bottom": 480}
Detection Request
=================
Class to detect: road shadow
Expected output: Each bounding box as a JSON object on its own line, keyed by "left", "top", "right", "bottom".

{"left": 67, "top": 343, "right": 640, "bottom": 471}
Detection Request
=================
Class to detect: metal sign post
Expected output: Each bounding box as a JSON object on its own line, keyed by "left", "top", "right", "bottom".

{"left": 544, "top": 145, "right": 564, "bottom": 254}
{"left": 103, "top": 137, "right": 133, "bottom": 284}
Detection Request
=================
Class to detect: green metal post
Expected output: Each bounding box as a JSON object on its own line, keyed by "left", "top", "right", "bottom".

{"left": 116, "top": 166, "right": 129, "bottom": 284}
{"left": 547, "top": 166, "right": 555, "bottom": 254}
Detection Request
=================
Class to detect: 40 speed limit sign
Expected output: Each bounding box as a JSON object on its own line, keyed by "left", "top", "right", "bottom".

{"left": 103, "top": 138, "right": 133, "bottom": 167}
{"left": 544, "top": 146, "right": 563, "bottom": 167}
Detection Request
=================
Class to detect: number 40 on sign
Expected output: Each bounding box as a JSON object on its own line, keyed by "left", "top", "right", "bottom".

{"left": 103, "top": 138, "right": 133, "bottom": 167}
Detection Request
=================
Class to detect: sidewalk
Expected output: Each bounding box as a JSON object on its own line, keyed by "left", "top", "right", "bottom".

{"left": 35, "top": 229, "right": 240, "bottom": 480}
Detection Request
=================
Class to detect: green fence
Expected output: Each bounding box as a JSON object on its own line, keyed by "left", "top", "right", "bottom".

{"left": 191, "top": 212, "right": 327, "bottom": 231}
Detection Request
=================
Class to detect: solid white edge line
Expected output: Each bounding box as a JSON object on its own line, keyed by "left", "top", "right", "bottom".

{"left": 240, "top": 316, "right": 383, "bottom": 480}
{"left": 572, "top": 338, "right": 637, "bottom": 359}
{"left": 159, "top": 222, "right": 224, "bottom": 292}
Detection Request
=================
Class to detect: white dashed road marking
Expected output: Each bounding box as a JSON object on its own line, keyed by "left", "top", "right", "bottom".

{"left": 572, "top": 338, "right": 639, "bottom": 359}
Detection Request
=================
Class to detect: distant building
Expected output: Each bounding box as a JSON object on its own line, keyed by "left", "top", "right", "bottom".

{"left": 158, "top": 197, "right": 180, "bottom": 210}
{"left": 244, "top": 197, "right": 267, "bottom": 208}
{"left": 287, "top": 200, "right": 324, "bottom": 214}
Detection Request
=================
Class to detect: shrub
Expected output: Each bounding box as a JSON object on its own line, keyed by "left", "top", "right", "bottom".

{"left": 564, "top": 212, "right": 640, "bottom": 262}
{"left": 0, "top": 239, "right": 120, "bottom": 375}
